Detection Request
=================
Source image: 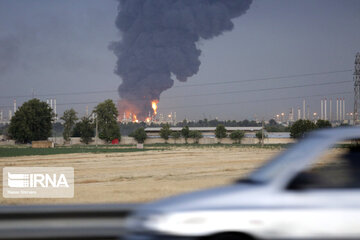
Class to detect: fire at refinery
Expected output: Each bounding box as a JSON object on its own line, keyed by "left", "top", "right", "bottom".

{"left": 118, "top": 99, "right": 159, "bottom": 123}
{"left": 152, "top": 100, "right": 158, "bottom": 115}
{"left": 118, "top": 98, "right": 176, "bottom": 124}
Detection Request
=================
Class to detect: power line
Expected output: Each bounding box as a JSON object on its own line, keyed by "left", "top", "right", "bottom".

{"left": 160, "top": 91, "right": 353, "bottom": 110}
{"left": 0, "top": 79, "right": 351, "bottom": 107}
{"left": 0, "top": 91, "right": 352, "bottom": 110}
{"left": 166, "top": 80, "right": 352, "bottom": 99}
{"left": 0, "top": 90, "right": 117, "bottom": 100}
{"left": 0, "top": 68, "right": 352, "bottom": 100}
{"left": 173, "top": 69, "right": 353, "bottom": 88}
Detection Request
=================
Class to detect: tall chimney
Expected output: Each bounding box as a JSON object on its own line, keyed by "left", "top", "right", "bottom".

{"left": 336, "top": 98, "right": 339, "bottom": 121}
{"left": 343, "top": 98, "right": 345, "bottom": 120}
{"left": 303, "top": 99, "right": 306, "bottom": 119}
{"left": 54, "top": 99, "right": 57, "bottom": 121}
{"left": 307, "top": 105, "right": 310, "bottom": 120}
{"left": 50, "top": 99, "right": 53, "bottom": 109}
{"left": 297, "top": 107, "right": 301, "bottom": 120}
{"left": 324, "top": 98, "right": 327, "bottom": 120}
{"left": 86, "top": 106, "right": 89, "bottom": 117}
{"left": 13, "top": 99, "right": 16, "bottom": 113}
{"left": 340, "top": 98, "right": 342, "bottom": 121}
{"left": 0, "top": 110, "right": 3, "bottom": 122}
{"left": 9, "top": 110, "right": 12, "bottom": 121}
{"left": 329, "top": 98, "right": 332, "bottom": 122}
{"left": 321, "top": 99, "right": 324, "bottom": 120}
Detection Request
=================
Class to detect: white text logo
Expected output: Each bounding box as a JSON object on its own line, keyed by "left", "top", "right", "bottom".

{"left": 3, "top": 167, "right": 74, "bottom": 198}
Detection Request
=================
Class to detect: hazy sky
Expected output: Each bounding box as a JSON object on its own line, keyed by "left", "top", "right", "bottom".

{"left": 0, "top": 0, "right": 359, "bottom": 121}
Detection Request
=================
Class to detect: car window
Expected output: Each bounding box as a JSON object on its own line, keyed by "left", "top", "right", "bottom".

{"left": 287, "top": 140, "right": 360, "bottom": 190}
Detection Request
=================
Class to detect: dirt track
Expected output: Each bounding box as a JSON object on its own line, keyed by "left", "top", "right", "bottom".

{"left": 0, "top": 147, "right": 282, "bottom": 205}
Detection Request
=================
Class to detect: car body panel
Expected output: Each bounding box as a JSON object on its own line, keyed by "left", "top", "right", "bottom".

{"left": 125, "top": 127, "right": 360, "bottom": 239}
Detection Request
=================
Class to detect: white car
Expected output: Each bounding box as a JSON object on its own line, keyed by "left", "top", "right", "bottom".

{"left": 124, "top": 127, "right": 360, "bottom": 240}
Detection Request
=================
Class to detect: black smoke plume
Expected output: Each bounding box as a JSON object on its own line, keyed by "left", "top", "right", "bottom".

{"left": 111, "top": 0, "right": 252, "bottom": 119}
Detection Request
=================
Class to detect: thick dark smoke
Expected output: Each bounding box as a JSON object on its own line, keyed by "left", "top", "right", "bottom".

{"left": 0, "top": 36, "right": 20, "bottom": 75}
{"left": 111, "top": 0, "right": 252, "bottom": 119}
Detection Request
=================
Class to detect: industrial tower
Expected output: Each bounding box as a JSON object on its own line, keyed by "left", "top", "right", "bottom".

{"left": 354, "top": 52, "right": 360, "bottom": 124}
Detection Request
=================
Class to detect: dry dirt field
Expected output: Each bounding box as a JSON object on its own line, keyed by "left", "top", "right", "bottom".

{"left": 0, "top": 147, "right": 284, "bottom": 205}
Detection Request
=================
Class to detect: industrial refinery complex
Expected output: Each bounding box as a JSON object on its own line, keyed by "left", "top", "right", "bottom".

{"left": 1, "top": 53, "right": 360, "bottom": 126}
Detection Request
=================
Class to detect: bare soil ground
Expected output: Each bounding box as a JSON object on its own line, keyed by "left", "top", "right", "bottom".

{"left": 0, "top": 147, "right": 283, "bottom": 205}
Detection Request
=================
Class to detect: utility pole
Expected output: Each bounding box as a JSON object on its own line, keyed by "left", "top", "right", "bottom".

{"left": 354, "top": 52, "right": 360, "bottom": 125}
{"left": 95, "top": 113, "right": 99, "bottom": 147}
{"left": 261, "top": 119, "right": 264, "bottom": 147}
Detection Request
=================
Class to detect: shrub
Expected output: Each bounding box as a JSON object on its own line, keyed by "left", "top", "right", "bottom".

{"left": 130, "top": 127, "right": 147, "bottom": 144}
{"left": 189, "top": 130, "right": 203, "bottom": 144}
{"left": 290, "top": 120, "right": 317, "bottom": 139}
{"left": 181, "top": 126, "right": 190, "bottom": 144}
{"left": 171, "top": 131, "right": 181, "bottom": 143}
{"left": 316, "top": 119, "right": 331, "bottom": 129}
{"left": 215, "top": 124, "right": 227, "bottom": 143}
{"left": 229, "top": 130, "right": 245, "bottom": 144}
{"left": 160, "top": 124, "right": 172, "bottom": 143}
{"left": 255, "top": 130, "right": 268, "bottom": 144}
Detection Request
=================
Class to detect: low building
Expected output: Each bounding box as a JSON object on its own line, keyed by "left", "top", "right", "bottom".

{"left": 145, "top": 126, "right": 263, "bottom": 138}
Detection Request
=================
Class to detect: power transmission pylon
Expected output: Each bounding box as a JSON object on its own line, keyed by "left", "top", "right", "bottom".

{"left": 354, "top": 52, "right": 360, "bottom": 124}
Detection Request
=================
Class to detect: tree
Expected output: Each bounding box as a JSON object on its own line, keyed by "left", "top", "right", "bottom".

{"left": 78, "top": 117, "right": 94, "bottom": 144}
{"left": 159, "top": 124, "right": 172, "bottom": 143}
{"left": 79, "top": 119, "right": 94, "bottom": 144}
{"left": 255, "top": 131, "right": 268, "bottom": 144}
{"left": 290, "top": 120, "right": 317, "bottom": 139}
{"left": 268, "top": 119, "right": 277, "bottom": 126}
{"left": 229, "top": 130, "right": 245, "bottom": 144}
{"left": 61, "top": 109, "right": 78, "bottom": 142}
{"left": 130, "top": 127, "right": 147, "bottom": 144}
{"left": 181, "top": 126, "right": 190, "bottom": 144}
{"left": 189, "top": 130, "right": 203, "bottom": 144}
{"left": 72, "top": 122, "right": 82, "bottom": 137}
{"left": 215, "top": 124, "right": 227, "bottom": 143}
{"left": 316, "top": 119, "right": 331, "bottom": 129}
{"left": 171, "top": 131, "right": 181, "bottom": 144}
{"left": 94, "top": 99, "right": 121, "bottom": 142}
{"left": 8, "top": 99, "right": 54, "bottom": 143}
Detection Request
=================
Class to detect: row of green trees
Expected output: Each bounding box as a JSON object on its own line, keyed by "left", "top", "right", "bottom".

{"left": 60, "top": 99, "right": 121, "bottom": 144}
{"left": 144, "top": 124, "right": 265, "bottom": 144}
{"left": 289, "top": 119, "right": 332, "bottom": 139}
{"left": 7, "top": 98, "right": 121, "bottom": 144}
{"left": 130, "top": 125, "right": 204, "bottom": 144}
{"left": 118, "top": 118, "right": 286, "bottom": 136}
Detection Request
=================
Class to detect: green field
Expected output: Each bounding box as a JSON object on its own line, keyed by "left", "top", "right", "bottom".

{"left": 0, "top": 146, "right": 156, "bottom": 158}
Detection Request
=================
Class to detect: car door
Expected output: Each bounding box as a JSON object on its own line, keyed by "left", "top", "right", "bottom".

{"left": 262, "top": 147, "right": 360, "bottom": 239}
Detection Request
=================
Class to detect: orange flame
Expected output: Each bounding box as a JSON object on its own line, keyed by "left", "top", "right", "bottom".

{"left": 152, "top": 100, "right": 159, "bottom": 115}
{"left": 145, "top": 117, "right": 151, "bottom": 123}
{"left": 133, "top": 114, "right": 139, "bottom": 123}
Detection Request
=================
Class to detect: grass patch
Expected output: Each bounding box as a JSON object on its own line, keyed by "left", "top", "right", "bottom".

{"left": 0, "top": 143, "right": 292, "bottom": 158}
{"left": 146, "top": 143, "right": 292, "bottom": 149}
{"left": 0, "top": 147, "right": 157, "bottom": 158}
